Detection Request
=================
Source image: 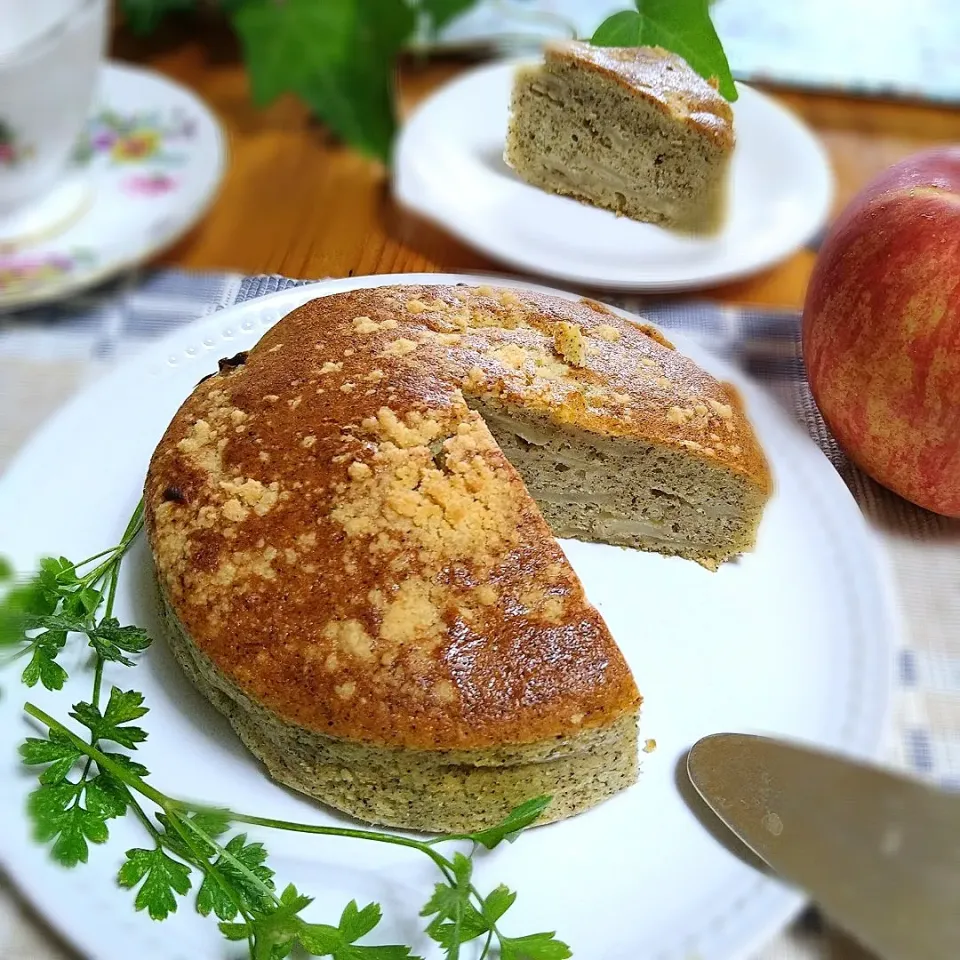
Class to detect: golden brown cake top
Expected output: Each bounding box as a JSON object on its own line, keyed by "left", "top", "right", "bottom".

{"left": 546, "top": 41, "right": 735, "bottom": 150}
{"left": 145, "top": 285, "right": 767, "bottom": 751}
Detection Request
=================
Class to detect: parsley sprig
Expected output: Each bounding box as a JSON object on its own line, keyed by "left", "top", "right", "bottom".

{"left": 1, "top": 503, "right": 570, "bottom": 959}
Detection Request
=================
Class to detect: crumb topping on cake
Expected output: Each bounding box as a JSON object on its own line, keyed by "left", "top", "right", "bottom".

{"left": 545, "top": 41, "right": 734, "bottom": 150}
{"left": 145, "top": 284, "right": 768, "bottom": 750}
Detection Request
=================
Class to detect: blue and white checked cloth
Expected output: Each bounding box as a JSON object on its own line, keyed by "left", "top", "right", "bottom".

{"left": 1, "top": 269, "right": 958, "bottom": 960}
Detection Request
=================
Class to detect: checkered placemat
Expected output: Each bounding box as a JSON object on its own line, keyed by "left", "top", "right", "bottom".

{"left": 1, "top": 269, "right": 958, "bottom": 960}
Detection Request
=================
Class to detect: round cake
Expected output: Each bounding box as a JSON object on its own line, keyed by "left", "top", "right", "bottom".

{"left": 144, "top": 284, "right": 770, "bottom": 832}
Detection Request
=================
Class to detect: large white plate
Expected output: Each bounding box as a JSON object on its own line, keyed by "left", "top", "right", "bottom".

{"left": 394, "top": 63, "right": 833, "bottom": 291}
{"left": 0, "top": 274, "right": 894, "bottom": 960}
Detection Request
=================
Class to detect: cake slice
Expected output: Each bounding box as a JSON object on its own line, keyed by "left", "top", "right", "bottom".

{"left": 505, "top": 41, "right": 735, "bottom": 234}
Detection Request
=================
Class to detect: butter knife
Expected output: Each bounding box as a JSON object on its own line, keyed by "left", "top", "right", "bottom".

{"left": 687, "top": 733, "right": 960, "bottom": 960}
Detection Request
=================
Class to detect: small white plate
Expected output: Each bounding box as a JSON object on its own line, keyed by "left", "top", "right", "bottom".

{"left": 0, "top": 274, "right": 894, "bottom": 960}
{"left": 0, "top": 61, "right": 225, "bottom": 311}
{"left": 394, "top": 62, "right": 834, "bottom": 291}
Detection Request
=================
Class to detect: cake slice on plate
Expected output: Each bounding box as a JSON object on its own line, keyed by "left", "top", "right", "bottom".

{"left": 145, "top": 285, "right": 771, "bottom": 833}
{"left": 505, "top": 41, "right": 735, "bottom": 234}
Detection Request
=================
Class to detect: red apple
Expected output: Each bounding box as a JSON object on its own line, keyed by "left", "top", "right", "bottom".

{"left": 802, "top": 147, "right": 960, "bottom": 516}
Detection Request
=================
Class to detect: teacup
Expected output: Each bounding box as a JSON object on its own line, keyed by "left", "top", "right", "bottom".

{"left": 0, "top": 0, "right": 108, "bottom": 245}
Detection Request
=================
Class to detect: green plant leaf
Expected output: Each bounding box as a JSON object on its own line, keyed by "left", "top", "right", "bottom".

{"left": 118, "top": 847, "right": 193, "bottom": 920}
{"left": 86, "top": 618, "right": 152, "bottom": 665}
{"left": 21, "top": 634, "right": 69, "bottom": 691}
{"left": 298, "top": 899, "right": 417, "bottom": 959}
{"left": 84, "top": 773, "right": 129, "bottom": 820}
{"left": 196, "top": 832, "right": 276, "bottom": 920}
{"left": 481, "top": 884, "right": 516, "bottom": 925}
{"left": 592, "top": 0, "right": 737, "bottom": 101}
{"left": 0, "top": 557, "right": 12, "bottom": 581}
{"left": 232, "top": 0, "right": 417, "bottom": 162}
{"left": 19, "top": 732, "right": 82, "bottom": 785}
{"left": 421, "top": 853, "right": 488, "bottom": 954}
{"left": 70, "top": 688, "right": 149, "bottom": 749}
{"left": 500, "top": 932, "right": 572, "bottom": 960}
{"left": 101, "top": 751, "right": 150, "bottom": 779}
{"left": 156, "top": 808, "right": 229, "bottom": 862}
{"left": 27, "top": 781, "right": 110, "bottom": 867}
{"left": 466, "top": 796, "right": 551, "bottom": 850}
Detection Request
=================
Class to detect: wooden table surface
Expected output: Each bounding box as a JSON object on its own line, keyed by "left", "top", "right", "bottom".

{"left": 112, "top": 20, "right": 960, "bottom": 311}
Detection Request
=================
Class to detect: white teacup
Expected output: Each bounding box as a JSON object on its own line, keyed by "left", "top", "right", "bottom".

{"left": 0, "top": 0, "right": 108, "bottom": 244}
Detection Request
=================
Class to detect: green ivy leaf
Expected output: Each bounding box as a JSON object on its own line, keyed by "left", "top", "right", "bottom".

{"left": 118, "top": 847, "right": 193, "bottom": 920}
{"left": 232, "top": 0, "right": 417, "bottom": 162}
{"left": 592, "top": 0, "right": 737, "bottom": 101}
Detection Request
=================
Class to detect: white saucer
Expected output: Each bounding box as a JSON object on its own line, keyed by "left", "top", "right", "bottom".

{"left": 0, "top": 61, "right": 225, "bottom": 311}
{"left": 394, "top": 61, "right": 834, "bottom": 291}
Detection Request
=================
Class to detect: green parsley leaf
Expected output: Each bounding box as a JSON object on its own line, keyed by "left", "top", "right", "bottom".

{"left": 101, "top": 751, "right": 150, "bottom": 779}
{"left": 21, "top": 632, "right": 69, "bottom": 691}
{"left": 0, "top": 557, "right": 12, "bottom": 581}
{"left": 156, "top": 808, "right": 230, "bottom": 862}
{"left": 0, "top": 569, "right": 60, "bottom": 646}
{"left": 86, "top": 618, "right": 152, "bottom": 665}
{"left": 232, "top": 0, "right": 417, "bottom": 162}
{"left": 218, "top": 921, "right": 252, "bottom": 942}
{"left": 117, "top": 847, "right": 193, "bottom": 920}
{"left": 218, "top": 882, "right": 314, "bottom": 960}
{"left": 61, "top": 586, "right": 103, "bottom": 620}
{"left": 196, "top": 832, "right": 276, "bottom": 920}
{"left": 39, "top": 556, "right": 79, "bottom": 588}
{"left": 19, "top": 731, "right": 82, "bottom": 784}
{"left": 500, "top": 932, "right": 572, "bottom": 960}
{"left": 337, "top": 900, "right": 382, "bottom": 942}
{"left": 71, "top": 688, "right": 148, "bottom": 749}
{"left": 84, "top": 773, "right": 129, "bottom": 820}
{"left": 421, "top": 853, "right": 488, "bottom": 953}
{"left": 481, "top": 884, "right": 516, "bottom": 925}
{"left": 27, "top": 781, "right": 109, "bottom": 867}
{"left": 466, "top": 796, "right": 551, "bottom": 850}
{"left": 592, "top": 0, "right": 737, "bottom": 101}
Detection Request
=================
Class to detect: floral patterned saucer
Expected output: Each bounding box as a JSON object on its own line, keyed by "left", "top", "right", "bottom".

{"left": 0, "top": 61, "right": 225, "bottom": 310}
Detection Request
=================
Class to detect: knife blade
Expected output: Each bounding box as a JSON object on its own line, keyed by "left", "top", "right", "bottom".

{"left": 687, "top": 733, "right": 960, "bottom": 960}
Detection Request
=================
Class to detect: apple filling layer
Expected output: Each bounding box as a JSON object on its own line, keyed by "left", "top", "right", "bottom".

{"left": 474, "top": 402, "right": 767, "bottom": 569}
